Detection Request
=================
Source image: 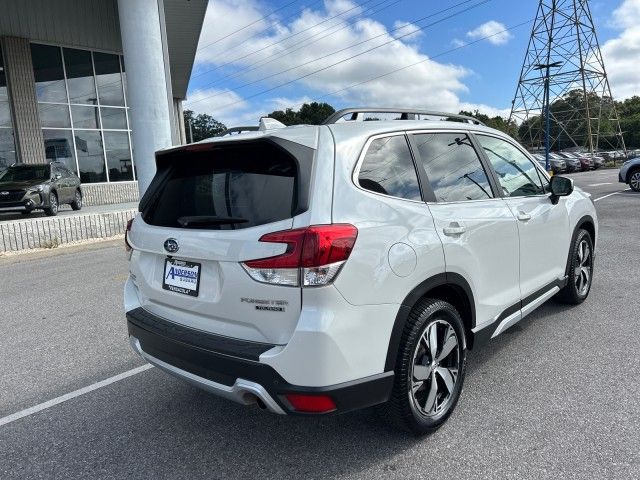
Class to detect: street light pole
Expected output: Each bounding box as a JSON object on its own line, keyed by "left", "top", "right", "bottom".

{"left": 544, "top": 71, "right": 551, "bottom": 172}
{"left": 534, "top": 61, "right": 562, "bottom": 173}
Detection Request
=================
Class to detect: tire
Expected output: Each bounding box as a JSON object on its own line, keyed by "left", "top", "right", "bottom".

{"left": 385, "top": 298, "right": 467, "bottom": 435}
{"left": 557, "top": 229, "right": 594, "bottom": 304}
{"left": 44, "top": 192, "right": 59, "bottom": 217}
{"left": 628, "top": 169, "right": 640, "bottom": 192}
{"left": 70, "top": 189, "right": 83, "bottom": 210}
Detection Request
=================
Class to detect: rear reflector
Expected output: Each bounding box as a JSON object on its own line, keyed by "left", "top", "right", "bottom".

{"left": 285, "top": 394, "right": 337, "bottom": 413}
{"left": 242, "top": 224, "right": 357, "bottom": 287}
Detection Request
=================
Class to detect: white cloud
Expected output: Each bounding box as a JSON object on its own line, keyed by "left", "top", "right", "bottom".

{"left": 601, "top": 0, "right": 640, "bottom": 99}
{"left": 186, "top": 88, "right": 255, "bottom": 127}
{"left": 187, "top": 0, "right": 512, "bottom": 122}
{"left": 466, "top": 20, "right": 513, "bottom": 45}
{"left": 268, "top": 95, "right": 315, "bottom": 112}
{"left": 459, "top": 102, "right": 512, "bottom": 119}
{"left": 392, "top": 20, "right": 423, "bottom": 41}
{"left": 609, "top": 0, "right": 640, "bottom": 29}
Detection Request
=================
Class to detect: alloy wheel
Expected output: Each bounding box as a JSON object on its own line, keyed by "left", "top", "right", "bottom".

{"left": 630, "top": 172, "right": 640, "bottom": 191}
{"left": 75, "top": 191, "right": 82, "bottom": 208}
{"left": 410, "top": 320, "right": 460, "bottom": 417}
{"left": 574, "top": 238, "right": 592, "bottom": 296}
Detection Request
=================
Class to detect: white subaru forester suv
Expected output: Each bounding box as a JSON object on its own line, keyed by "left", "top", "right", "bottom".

{"left": 124, "top": 108, "right": 597, "bottom": 434}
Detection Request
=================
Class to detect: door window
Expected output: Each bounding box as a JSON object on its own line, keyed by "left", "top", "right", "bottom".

{"left": 357, "top": 135, "right": 421, "bottom": 201}
{"left": 476, "top": 135, "right": 547, "bottom": 197}
{"left": 410, "top": 132, "right": 493, "bottom": 202}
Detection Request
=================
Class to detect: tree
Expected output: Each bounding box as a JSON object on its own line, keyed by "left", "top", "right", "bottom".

{"left": 458, "top": 110, "right": 520, "bottom": 139}
{"left": 183, "top": 109, "right": 227, "bottom": 142}
{"left": 268, "top": 102, "right": 335, "bottom": 126}
{"left": 617, "top": 96, "right": 640, "bottom": 149}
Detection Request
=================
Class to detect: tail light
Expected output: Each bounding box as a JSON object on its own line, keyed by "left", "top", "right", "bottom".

{"left": 242, "top": 224, "right": 358, "bottom": 287}
{"left": 125, "top": 218, "right": 134, "bottom": 253}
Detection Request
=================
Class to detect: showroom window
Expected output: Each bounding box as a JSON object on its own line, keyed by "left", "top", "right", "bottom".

{"left": 31, "top": 43, "right": 134, "bottom": 183}
{"left": 0, "top": 48, "right": 17, "bottom": 170}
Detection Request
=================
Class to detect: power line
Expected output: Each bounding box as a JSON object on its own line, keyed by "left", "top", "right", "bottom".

{"left": 185, "top": 0, "right": 489, "bottom": 109}
{"left": 193, "top": 0, "right": 400, "bottom": 89}
{"left": 196, "top": 0, "right": 304, "bottom": 51}
{"left": 285, "top": 19, "right": 533, "bottom": 113}
{"left": 192, "top": 0, "right": 384, "bottom": 81}
{"left": 189, "top": 0, "right": 480, "bottom": 102}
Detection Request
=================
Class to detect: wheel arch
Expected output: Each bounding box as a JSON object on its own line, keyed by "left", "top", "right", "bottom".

{"left": 626, "top": 164, "right": 640, "bottom": 183}
{"left": 576, "top": 214, "right": 596, "bottom": 247}
{"left": 384, "top": 272, "right": 476, "bottom": 371}
{"left": 565, "top": 215, "right": 596, "bottom": 277}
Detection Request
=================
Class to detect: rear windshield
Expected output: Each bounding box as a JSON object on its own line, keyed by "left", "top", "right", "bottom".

{"left": 142, "top": 142, "right": 299, "bottom": 230}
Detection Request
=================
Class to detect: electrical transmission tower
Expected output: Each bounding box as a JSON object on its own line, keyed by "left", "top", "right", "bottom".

{"left": 509, "top": 0, "right": 626, "bottom": 157}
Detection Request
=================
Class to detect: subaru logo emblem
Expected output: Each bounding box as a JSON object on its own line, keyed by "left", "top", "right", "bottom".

{"left": 0, "top": 191, "right": 8, "bottom": 195}
{"left": 164, "top": 238, "right": 179, "bottom": 254}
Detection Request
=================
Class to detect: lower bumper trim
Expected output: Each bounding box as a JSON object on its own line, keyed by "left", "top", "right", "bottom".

{"left": 129, "top": 335, "right": 286, "bottom": 414}
{"left": 127, "top": 309, "right": 395, "bottom": 415}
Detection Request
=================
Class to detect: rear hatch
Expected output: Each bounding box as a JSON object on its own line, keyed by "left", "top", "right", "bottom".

{"left": 127, "top": 135, "right": 317, "bottom": 345}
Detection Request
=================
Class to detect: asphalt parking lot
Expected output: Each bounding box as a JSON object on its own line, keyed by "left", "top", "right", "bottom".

{"left": 1, "top": 169, "right": 638, "bottom": 479}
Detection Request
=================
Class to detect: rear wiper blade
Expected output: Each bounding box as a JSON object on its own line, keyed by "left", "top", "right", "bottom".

{"left": 177, "top": 216, "right": 248, "bottom": 227}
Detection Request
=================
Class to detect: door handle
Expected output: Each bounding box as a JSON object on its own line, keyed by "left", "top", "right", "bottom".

{"left": 517, "top": 211, "right": 532, "bottom": 222}
{"left": 443, "top": 222, "right": 466, "bottom": 236}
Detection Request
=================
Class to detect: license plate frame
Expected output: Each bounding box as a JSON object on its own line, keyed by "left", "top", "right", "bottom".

{"left": 162, "top": 258, "right": 201, "bottom": 297}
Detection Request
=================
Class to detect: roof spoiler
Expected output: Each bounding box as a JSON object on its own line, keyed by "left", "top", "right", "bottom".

{"left": 322, "top": 107, "right": 485, "bottom": 126}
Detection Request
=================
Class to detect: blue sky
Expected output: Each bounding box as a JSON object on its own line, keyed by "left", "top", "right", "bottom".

{"left": 185, "top": 0, "right": 639, "bottom": 126}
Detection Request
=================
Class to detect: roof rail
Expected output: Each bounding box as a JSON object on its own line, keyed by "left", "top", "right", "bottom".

{"left": 322, "top": 108, "right": 485, "bottom": 126}
{"left": 217, "top": 126, "right": 259, "bottom": 137}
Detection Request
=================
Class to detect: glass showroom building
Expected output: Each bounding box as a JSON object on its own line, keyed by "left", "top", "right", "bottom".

{"left": 0, "top": 0, "right": 207, "bottom": 204}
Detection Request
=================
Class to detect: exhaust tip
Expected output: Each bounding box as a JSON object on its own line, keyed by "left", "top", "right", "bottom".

{"left": 255, "top": 397, "right": 267, "bottom": 410}
{"left": 240, "top": 392, "right": 267, "bottom": 410}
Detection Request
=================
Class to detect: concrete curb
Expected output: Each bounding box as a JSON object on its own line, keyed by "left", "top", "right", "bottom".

{"left": 0, "top": 209, "right": 137, "bottom": 253}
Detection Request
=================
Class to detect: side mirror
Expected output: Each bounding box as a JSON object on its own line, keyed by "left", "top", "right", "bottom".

{"left": 550, "top": 175, "right": 573, "bottom": 204}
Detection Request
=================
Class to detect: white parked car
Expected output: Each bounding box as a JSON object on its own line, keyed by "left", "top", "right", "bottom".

{"left": 124, "top": 108, "right": 598, "bottom": 434}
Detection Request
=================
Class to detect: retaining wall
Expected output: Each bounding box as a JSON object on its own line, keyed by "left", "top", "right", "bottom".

{"left": 0, "top": 209, "right": 137, "bottom": 253}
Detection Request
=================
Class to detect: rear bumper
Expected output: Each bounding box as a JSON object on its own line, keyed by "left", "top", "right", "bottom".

{"left": 126, "top": 307, "right": 394, "bottom": 415}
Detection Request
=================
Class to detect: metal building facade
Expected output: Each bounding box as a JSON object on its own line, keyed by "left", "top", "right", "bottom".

{"left": 0, "top": 0, "right": 207, "bottom": 205}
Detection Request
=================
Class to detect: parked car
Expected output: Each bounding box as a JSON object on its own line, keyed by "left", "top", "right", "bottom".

{"left": 555, "top": 153, "right": 581, "bottom": 172}
{"left": 584, "top": 153, "right": 604, "bottom": 169}
{"left": 560, "top": 152, "right": 593, "bottom": 171}
{"left": 533, "top": 153, "right": 567, "bottom": 173}
{"left": 619, "top": 157, "right": 640, "bottom": 191}
{"left": 0, "top": 162, "right": 82, "bottom": 216}
{"left": 125, "top": 107, "right": 597, "bottom": 434}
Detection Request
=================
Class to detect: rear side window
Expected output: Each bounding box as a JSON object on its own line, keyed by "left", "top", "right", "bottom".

{"left": 411, "top": 133, "right": 493, "bottom": 202}
{"left": 142, "top": 142, "right": 298, "bottom": 230}
{"left": 357, "top": 135, "right": 421, "bottom": 201}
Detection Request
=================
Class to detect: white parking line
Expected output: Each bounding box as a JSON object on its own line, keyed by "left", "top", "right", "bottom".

{"left": 593, "top": 189, "right": 630, "bottom": 202}
{"left": 0, "top": 364, "right": 153, "bottom": 428}
{"left": 587, "top": 182, "right": 612, "bottom": 187}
